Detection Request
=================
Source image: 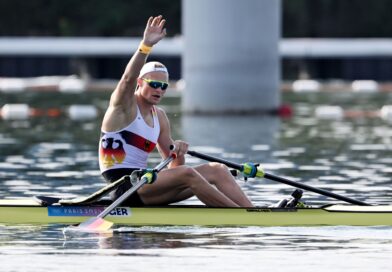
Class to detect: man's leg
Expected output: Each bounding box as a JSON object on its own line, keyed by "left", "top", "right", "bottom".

{"left": 137, "top": 165, "right": 239, "bottom": 207}
{"left": 193, "top": 163, "right": 254, "bottom": 207}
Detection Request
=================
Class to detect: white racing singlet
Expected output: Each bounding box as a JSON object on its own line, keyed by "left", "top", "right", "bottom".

{"left": 99, "top": 106, "right": 160, "bottom": 173}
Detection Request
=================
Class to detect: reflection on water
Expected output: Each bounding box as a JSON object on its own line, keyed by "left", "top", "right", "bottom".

{"left": 1, "top": 91, "right": 392, "bottom": 271}
{"left": 2, "top": 224, "right": 392, "bottom": 252}
{"left": 1, "top": 224, "right": 392, "bottom": 271}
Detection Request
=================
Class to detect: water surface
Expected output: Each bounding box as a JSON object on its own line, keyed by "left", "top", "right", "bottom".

{"left": 0, "top": 91, "right": 392, "bottom": 271}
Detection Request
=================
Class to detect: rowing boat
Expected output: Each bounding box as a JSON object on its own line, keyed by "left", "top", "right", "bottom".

{"left": 1, "top": 198, "right": 392, "bottom": 226}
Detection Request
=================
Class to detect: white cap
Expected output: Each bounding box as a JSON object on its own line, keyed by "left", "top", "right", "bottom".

{"left": 139, "top": 61, "right": 169, "bottom": 78}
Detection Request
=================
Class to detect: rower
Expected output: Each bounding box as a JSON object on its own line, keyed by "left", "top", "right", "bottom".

{"left": 98, "top": 15, "right": 254, "bottom": 208}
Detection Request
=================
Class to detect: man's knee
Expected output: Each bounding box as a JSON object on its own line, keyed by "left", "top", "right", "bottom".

{"left": 209, "top": 162, "right": 227, "bottom": 169}
{"left": 209, "top": 162, "right": 229, "bottom": 175}
{"left": 177, "top": 165, "right": 199, "bottom": 179}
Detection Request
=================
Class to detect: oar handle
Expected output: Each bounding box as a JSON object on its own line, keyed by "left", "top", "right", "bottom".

{"left": 187, "top": 150, "right": 370, "bottom": 206}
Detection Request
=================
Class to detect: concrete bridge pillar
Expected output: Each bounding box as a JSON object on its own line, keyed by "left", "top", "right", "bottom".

{"left": 182, "top": 0, "right": 281, "bottom": 114}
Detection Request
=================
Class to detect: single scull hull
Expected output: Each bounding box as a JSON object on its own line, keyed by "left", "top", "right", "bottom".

{"left": 1, "top": 199, "right": 392, "bottom": 226}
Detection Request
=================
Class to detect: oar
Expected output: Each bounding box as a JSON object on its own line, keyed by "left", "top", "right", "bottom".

{"left": 59, "top": 175, "right": 130, "bottom": 205}
{"left": 75, "top": 152, "right": 177, "bottom": 232}
{"left": 187, "top": 150, "right": 370, "bottom": 206}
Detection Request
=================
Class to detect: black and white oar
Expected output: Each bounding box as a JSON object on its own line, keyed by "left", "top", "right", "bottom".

{"left": 59, "top": 175, "right": 130, "bottom": 205}
{"left": 73, "top": 151, "right": 176, "bottom": 232}
{"left": 187, "top": 150, "right": 370, "bottom": 206}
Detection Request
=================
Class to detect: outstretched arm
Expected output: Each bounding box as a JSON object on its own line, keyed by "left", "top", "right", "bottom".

{"left": 101, "top": 15, "right": 167, "bottom": 132}
{"left": 110, "top": 15, "right": 167, "bottom": 108}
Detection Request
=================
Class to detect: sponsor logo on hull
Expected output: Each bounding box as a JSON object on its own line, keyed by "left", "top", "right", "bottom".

{"left": 48, "top": 206, "right": 131, "bottom": 217}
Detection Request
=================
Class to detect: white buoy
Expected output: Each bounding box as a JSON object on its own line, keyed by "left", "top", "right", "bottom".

{"left": 292, "top": 80, "right": 321, "bottom": 93}
{"left": 0, "top": 104, "right": 30, "bottom": 120}
{"left": 59, "top": 76, "right": 86, "bottom": 93}
{"left": 0, "top": 78, "right": 26, "bottom": 93}
{"left": 351, "top": 80, "right": 379, "bottom": 92}
{"left": 67, "top": 105, "right": 98, "bottom": 121}
{"left": 380, "top": 105, "right": 392, "bottom": 122}
{"left": 315, "top": 105, "right": 344, "bottom": 120}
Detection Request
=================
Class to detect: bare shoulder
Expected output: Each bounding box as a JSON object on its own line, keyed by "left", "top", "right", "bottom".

{"left": 155, "top": 106, "right": 170, "bottom": 128}
{"left": 102, "top": 100, "right": 137, "bottom": 132}
{"left": 110, "top": 85, "right": 134, "bottom": 108}
{"left": 155, "top": 106, "right": 169, "bottom": 120}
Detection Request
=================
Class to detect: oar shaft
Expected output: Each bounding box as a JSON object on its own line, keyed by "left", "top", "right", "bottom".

{"left": 263, "top": 173, "right": 369, "bottom": 206}
{"left": 59, "top": 175, "right": 129, "bottom": 205}
{"left": 187, "top": 150, "right": 370, "bottom": 206}
{"left": 97, "top": 177, "right": 147, "bottom": 218}
{"left": 187, "top": 150, "right": 243, "bottom": 170}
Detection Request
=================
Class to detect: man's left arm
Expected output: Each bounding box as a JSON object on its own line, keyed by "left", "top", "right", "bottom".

{"left": 156, "top": 108, "right": 188, "bottom": 167}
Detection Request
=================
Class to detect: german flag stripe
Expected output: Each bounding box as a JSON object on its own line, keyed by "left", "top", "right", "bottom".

{"left": 119, "top": 130, "right": 156, "bottom": 152}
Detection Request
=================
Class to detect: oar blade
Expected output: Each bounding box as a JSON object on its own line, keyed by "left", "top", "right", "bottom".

{"left": 73, "top": 217, "right": 114, "bottom": 232}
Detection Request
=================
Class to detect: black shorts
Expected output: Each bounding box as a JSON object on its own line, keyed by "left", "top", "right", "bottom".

{"left": 102, "top": 168, "right": 145, "bottom": 207}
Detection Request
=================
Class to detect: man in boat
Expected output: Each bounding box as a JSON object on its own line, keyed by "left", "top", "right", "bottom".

{"left": 99, "top": 15, "right": 253, "bottom": 208}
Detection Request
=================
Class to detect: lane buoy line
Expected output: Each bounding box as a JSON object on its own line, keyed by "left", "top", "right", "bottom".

{"left": 315, "top": 105, "right": 392, "bottom": 121}
{"left": 0, "top": 104, "right": 99, "bottom": 121}
{"left": 1, "top": 103, "right": 391, "bottom": 122}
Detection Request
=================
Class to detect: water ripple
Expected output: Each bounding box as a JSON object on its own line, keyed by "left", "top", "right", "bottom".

{"left": 1, "top": 91, "right": 392, "bottom": 271}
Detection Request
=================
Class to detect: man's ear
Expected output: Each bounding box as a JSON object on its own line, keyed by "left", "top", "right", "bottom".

{"left": 136, "top": 77, "right": 143, "bottom": 87}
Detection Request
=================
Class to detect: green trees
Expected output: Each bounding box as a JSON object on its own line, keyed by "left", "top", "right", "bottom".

{"left": 0, "top": 0, "right": 181, "bottom": 36}
{"left": 0, "top": 0, "right": 391, "bottom": 37}
{"left": 283, "top": 0, "right": 392, "bottom": 37}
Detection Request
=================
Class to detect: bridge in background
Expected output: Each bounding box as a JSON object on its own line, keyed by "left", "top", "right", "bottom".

{"left": 1, "top": 38, "right": 392, "bottom": 80}
{"left": 1, "top": 37, "right": 392, "bottom": 57}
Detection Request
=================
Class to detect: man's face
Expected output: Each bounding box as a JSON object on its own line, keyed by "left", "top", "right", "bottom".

{"left": 138, "top": 72, "right": 169, "bottom": 105}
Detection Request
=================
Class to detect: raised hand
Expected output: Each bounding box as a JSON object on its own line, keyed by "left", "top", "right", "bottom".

{"left": 142, "top": 15, "right": 167, "bottom": 47}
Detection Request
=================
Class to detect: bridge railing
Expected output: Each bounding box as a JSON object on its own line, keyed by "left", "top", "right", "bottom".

{"left": 1, "top": 37, "right": 392, "bottom": 58}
